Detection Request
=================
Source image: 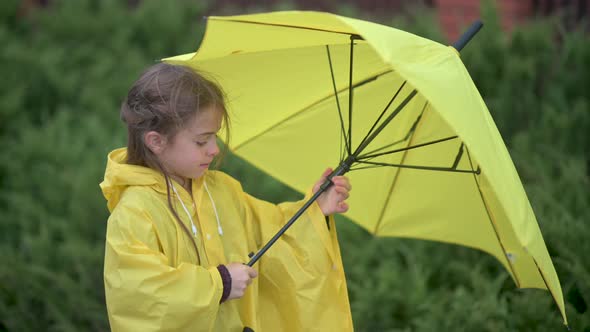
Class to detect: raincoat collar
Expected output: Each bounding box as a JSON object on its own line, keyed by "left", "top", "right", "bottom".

{"left": 100, "top": 147, "right": 205, "bottom": 212}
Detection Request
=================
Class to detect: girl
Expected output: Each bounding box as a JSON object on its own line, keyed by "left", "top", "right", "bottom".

{"left": 101, "top": 63, "right": 353, "bottom": 331}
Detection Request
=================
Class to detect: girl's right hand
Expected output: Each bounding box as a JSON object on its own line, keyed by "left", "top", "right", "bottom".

{"left": 225, "top": 263, "right": 258, "bottom": 300}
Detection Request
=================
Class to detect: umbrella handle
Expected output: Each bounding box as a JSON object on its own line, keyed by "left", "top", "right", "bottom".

{"left": 452, "top": 20, "right": 483, "bottom": 52}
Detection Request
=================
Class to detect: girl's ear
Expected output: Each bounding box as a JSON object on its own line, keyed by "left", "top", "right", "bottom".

{"left": 144, "top": 131, "right": 167, "bottom": 155}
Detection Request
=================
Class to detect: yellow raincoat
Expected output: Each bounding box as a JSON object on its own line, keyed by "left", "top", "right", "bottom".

{"left": 100, "top": 148, "right": 353, "bottom": 331}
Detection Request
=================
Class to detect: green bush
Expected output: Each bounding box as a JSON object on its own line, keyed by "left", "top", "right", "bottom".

{"left": 0, "top": 0, "right": 588, "bottom": 331}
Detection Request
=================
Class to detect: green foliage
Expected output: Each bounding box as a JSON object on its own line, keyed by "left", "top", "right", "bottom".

{"left": 1, "top": 1, "right": 588, "bottom": 331}
{"left": 0, "top": 0, "right": 205, "bottom": 330}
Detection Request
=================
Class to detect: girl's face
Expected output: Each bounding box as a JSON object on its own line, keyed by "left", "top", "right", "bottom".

{"left": 159, "top": 106, "right": 222, "bottom": 184}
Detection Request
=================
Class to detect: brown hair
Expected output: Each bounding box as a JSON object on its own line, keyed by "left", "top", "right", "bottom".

{"left": 120, "top": 62, "right": 230, "bottom": 263}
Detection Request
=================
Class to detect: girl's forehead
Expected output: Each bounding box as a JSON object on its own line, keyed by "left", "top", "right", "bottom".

{"left": 187, "top": 107, "right": 223, "bottom": 134}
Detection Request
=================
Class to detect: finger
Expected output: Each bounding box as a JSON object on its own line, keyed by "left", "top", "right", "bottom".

{"left": 313, "top": 168, "right": 333, "bottom": 193}
{"left": 316, "top": 168, "right": 332, "bottom": 184}
{"left": 331, "top": 177, "right": 352, "bottom": 191}
{"left": 321, "top": 167, "right": 333, "bottom": 179}
{"left": 329, "top": 182, "right": 348, "bottom": 194}
{"left": 338, "top": 178, "right": 351, "bottom": 191}
{"left": 333, "top": 186, "right": 350, "bottom": 199}
{"left": 248, "top": 268, "right": 258, "bottom": 278}
{"left": 338, "top": 202, "right": 349, "bottom": 213}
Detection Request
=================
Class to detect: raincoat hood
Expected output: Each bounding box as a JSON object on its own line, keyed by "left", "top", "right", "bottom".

{"left": 101, "top": 147, "right": 170, "bottom": 212}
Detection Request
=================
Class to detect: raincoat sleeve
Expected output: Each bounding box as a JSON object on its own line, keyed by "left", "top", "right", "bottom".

{"left": 221, "top": 174, "right": 353, "bottom": 331}
{"left": 104, "top": 195, "right": 223, "bottom": 332}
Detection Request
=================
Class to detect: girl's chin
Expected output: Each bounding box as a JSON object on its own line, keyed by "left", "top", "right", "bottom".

{"left": 191, "top": 169, "right": 207, "bottom": 179}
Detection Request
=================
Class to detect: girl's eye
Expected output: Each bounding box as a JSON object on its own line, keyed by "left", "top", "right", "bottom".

{"left": 195, "top": 134, "right": 218, "bottom": 147}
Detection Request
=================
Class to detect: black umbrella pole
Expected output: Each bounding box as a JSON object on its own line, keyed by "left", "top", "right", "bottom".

{"left": 246, "top": 157, "right": 354, "bottom": 266}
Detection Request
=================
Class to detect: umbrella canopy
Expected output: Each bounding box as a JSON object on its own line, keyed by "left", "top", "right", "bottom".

{"left": 165, "top": 11, "right": 567, "bottom": 325}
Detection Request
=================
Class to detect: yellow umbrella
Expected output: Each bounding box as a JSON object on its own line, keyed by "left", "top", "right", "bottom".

{"left": 165, "top": 11, "right": 567, "bottom": 326}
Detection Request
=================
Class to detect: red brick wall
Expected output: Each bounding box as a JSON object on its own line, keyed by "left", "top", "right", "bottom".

{"left": 434, "top": 0, "right": 536, "bottom": 42}
{"left": 498, "top": 0, "right": 533, "bottom": 30}
{"left": 435, "top": 0, "right": 482, "bottom": 42}
{"left": 435, "top": 0, "right": 589, "bottom": 42}
{"left": 19, "top": 0, "right": 590, "bottom": 38}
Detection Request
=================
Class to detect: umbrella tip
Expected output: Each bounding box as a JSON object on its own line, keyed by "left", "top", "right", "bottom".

{"left": 452, "top": 20, "right": 484, "bottom": 52}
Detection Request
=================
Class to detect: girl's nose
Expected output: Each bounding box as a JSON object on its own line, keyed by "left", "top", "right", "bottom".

{"left": 208, "top": 140, "right": 220, "bottom": 157}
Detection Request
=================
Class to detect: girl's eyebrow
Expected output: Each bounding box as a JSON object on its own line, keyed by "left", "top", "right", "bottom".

{"left": 195, "top": 128, "right": 221, "bottom": 137}
{"left": 196, "top": 131, "right": 216, "bottom": 136}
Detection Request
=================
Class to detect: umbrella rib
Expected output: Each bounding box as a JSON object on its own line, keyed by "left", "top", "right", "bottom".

{"left": 357, "top": 135, "right": 459, "bottom": 161}
{"left": 352, "top": 89, "right": 418, "bottom": 157}
{"left": 451, "top": 143, "right": 465, "bottom": 169}
{"left": 349, "top": 164, "right": 382, "bottom": 171}
{"left": 356, "top": 81, "right": 408, "bottom": 152}
{"left": 359, "top": 110, "right": 424, "bottom": 157}
{"left": 531, "top": 257, "right": 568, "bottom": 327}
{"left": 356, "top": 160, "right": 480, "bottom": 174}
{"left": 370, "top": 102, "right": 427, "bottom": 234}
{"left": 232, "top": 69, "right": 393, "bottom": 151}
{"left": 464, "top": 146, "right": 522, "bottom": 288}
{"left": 212, "top": 18, "right": 365, "bottom": 39}
{"left": 348, "top": 36, "right": 355, "bottom": 155}
{"left": 325, "top": 45, "right": 350, "bottom": 156}
{"left": 359, "top": 137, "right": 407, "bottom": 158}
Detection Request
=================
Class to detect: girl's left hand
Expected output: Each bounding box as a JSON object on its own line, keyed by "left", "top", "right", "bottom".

{"left": 313, "top": 168, "right": 351, "bottom": 216}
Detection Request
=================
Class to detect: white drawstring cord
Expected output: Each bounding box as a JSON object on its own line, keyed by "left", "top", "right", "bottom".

{"left": 171, "top": 179, "right": 223, "bottom": 237}
{"left": 171, "top": 183, "right": 198, "bottom": 237}
{"left": 204, "top": 181, "right": 223, "bottom": 235}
